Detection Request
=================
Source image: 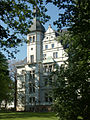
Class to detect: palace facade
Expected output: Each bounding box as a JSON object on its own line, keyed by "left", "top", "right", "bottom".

{"left": 16, "top": 10, "right": 67, "bottom": 111}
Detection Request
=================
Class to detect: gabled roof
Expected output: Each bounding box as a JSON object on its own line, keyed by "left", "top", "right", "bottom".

{"left": 45, "top": 24, "right": 59, "bottom": 37}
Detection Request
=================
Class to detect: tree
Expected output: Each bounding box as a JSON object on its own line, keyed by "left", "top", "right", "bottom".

{"left": 0, "top": 52, "right": 13, "bottom": 109}
{"left": 44, "top": 0, "right": 90, "bottom": 120}
{"left": 0, "top": 0, "right": 50, "bottom": 57}
{"left": 52, "top": 33, "right": 90, "bottom": 120}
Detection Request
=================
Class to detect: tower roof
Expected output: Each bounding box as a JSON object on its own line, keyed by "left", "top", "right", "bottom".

{"left": 29, "top": 18, "right": 45, "bottom": 33}
{"left": 29, "top": 7, "right": 45, "bottom": 33}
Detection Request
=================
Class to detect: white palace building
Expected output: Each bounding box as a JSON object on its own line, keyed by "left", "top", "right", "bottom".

{"left": 16, "top": 9, "right": 67, "bottom": 111}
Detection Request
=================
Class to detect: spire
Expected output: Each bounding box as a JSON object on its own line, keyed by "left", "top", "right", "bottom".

{"left": 33, "top": 7, "right": 40, "bottom": 21}
{"left": 48, "top": 24, "right": 52, "bottom": 28}
{"left": 29, "top": 7, "right": 45, "bottom": 33}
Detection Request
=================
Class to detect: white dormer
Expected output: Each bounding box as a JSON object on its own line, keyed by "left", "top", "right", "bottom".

{"left": 43, "top": 25, "right": 56, "bottom": 42}
{"left": 45, "top": 24, "right": 54, "bottom": 34}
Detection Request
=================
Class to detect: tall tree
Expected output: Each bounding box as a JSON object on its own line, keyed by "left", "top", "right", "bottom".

{"left": 44, "top": 0, "right": 90, "bottom": 120}
{"left": 0, "top": 52, "right": 13, "bottom": 108}
{"left": 53, "top": 33, "right": 90, "bottom": 120}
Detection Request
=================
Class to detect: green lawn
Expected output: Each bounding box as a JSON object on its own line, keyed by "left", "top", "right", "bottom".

{"left": 0, "top": 112, "right": 57, "bottom": 120}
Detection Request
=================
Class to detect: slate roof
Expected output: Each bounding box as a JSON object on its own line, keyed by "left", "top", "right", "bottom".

{"left": 15, "top": 57, "right": 27, "bottom": 68}
{"left": 29, "top": 18, "right": 45, "bottom": 33}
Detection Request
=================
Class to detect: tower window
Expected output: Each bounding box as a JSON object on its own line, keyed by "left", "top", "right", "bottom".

{"left": 45, "top": 45, "right": 48, "bottom": 50}
{"left": 30, "top": 37, "right": 32, "bottom": 43}
{"left": 53, "top": 52, "right": 58, "bottom": 58}
{"left": 51, "top": 44, "right": 54, "bottom": 48}
{"left": 33, "top": 36, "right": 35, "bottom": 42}
{"left": 30, "top": 55, "right": 34, "bottom": 63}
{"left": 31, "top": 48, "right": 33, "bottom": 50}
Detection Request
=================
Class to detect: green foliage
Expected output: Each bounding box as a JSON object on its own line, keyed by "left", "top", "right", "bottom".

{"left": 0, "top": 52, "right": 13, "bottom": 104}
{"left": 53, "top": 33, "right": 90, "bottom": 120}
{"left": 48, "top": 0, "right": 90, "bottom": 120}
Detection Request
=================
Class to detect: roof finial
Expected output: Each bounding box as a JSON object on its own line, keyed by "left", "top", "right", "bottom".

{"left": 48, "top": 24, "right": 52, "bottom": 28}
{"left": 33, "top": 6, "right": 40, "bottom": 21}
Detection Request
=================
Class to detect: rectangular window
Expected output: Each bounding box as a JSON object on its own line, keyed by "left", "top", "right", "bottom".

{"left": 29, "top": 87, "right": 32, "bottom": 93}
{"left": 53, "top": 52, "right": 58, "bottom": 58}
{"left": 49, "top": 65, "right": 52, "bottom": 72}
{"left": 44, "top": 66, "right": 48, "bottom": 72}
{"left": 33, "top": 36, "right": 35, "bottom": 42}
{"left": 32, "top": 70, "right": 35, "bottom": 79}
{"left": 30, "top": 55, "right": 34, "bottom": 63}
{"left": 45, "top": 45, "right": 48, "bottom": 50}
{"left": 30, "top": 97, "right": 32, "bottom": 103}
{"left": 51, "top": 44, "right": 54, "bottom": 48}
{"left": 30, "top": 97, "right": 35, "bottom": 103}
{"left": 32, "top": 97, "right": 35, "bottom": 102}
{"left": 33, "top": 87, "right": 35, "bottom": 93}
{"left": 30, "top": 37, "right": 32, "bottom": 43}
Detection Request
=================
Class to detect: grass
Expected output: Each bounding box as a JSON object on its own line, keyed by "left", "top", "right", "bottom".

{"left": 0, "top": 112, "right": 57, "bottom": 120}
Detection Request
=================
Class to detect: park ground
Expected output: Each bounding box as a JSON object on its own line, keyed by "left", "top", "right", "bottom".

{"left": 0, "top": 112, "right": 57, "bottom": 120}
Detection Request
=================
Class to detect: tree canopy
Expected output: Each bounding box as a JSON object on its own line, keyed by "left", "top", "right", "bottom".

{"left": 50, "top": 0, "right": 90, "bottom": 120}
{"left": 0, "top": 0, "right": 50, "bottom": 57}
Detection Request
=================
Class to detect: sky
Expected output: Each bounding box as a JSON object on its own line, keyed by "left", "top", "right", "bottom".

{"left": 2, "top": 4, "right": 61, "bottom": 61}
